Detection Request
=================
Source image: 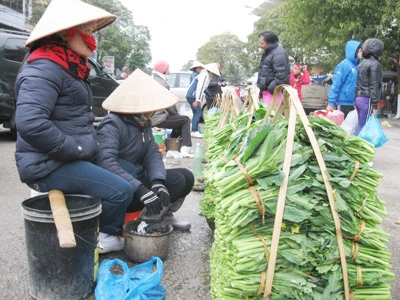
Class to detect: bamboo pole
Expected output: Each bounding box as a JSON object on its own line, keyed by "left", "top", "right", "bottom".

{"left": 263, "top": 85, "right": 350, "bottom": 300}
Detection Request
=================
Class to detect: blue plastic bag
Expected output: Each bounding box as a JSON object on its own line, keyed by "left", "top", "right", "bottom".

{"left": 358, "top": 115, "right": 389, "bottom": 148}
{"left": 95, "top": 257, "right": 166, "bottom": 300}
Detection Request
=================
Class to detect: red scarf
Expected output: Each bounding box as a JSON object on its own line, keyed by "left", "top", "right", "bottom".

{"left": 28, "top": 41, "right": 91, "bottom": 80}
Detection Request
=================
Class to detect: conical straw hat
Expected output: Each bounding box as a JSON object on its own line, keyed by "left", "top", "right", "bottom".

{"left": 25, "top": 0, "right": 116, "bottom": 47}
{"left": 204, "top": 63, "right": 221, "bottom": 76}
{"left": 102, "top": 69, "right": 179, "bottom": 114}
{"left": 189, "top": 60, "right": 204, "bottom": 70}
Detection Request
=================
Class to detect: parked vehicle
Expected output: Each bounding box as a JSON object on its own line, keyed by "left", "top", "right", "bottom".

{"left": 0, "top": 29, "right": 119, "bottom": 138}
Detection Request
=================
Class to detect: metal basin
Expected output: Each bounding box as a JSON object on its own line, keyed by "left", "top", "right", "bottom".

{"left": 123, "top": 221, "right": 173, "bottom": 263}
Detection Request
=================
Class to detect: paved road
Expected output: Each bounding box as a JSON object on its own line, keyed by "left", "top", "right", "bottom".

{"left": 0, "top": 117, "right": 399, "bottom": 299}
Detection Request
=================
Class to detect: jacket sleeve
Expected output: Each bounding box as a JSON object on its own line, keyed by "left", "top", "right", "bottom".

{"left": 195, "top": 72, "right": 209, "bottom": 101}
{"left": 302, "top": 70, "right": 311, "bottom": 85}
{"left": 96, "top": 118, "right": 143, "bottom": 191}
{"left": 268, "top": 51, "right": 290, "bottom": 93}
{"left": 16, "top": 72, "right": 83, "bottom": 162}
{"left": 328, "top": 63, "right": 345, "bottom": 106}
{"left": 369, "top": 63, "right": 382, "bottom": 103}
{"left": 142, "top": 128, "right": 167, "bottom": 185}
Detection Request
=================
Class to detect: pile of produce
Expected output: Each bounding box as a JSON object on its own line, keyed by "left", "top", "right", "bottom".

{"left": 201, "top": 97, "right": 394, "bottom": 299}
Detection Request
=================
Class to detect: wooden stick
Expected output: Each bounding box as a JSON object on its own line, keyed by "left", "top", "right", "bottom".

{"left": 48, "top": 190, "right": 76, "bottom": 248}
{"left": 263, "top": 85, "right": 350, "bottom": 300}
{"left": 264, "top": 98, "right": 297, "bottom": 299}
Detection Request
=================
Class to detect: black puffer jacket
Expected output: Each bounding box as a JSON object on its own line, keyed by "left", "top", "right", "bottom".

{"left": 96, "top": 113, "right": 166, "bottom": 191}
{"left": 15, "top": 59, "right": 98, "bottom": 183}
{"left": 205, "top": 74, "right": 225, "bottom": 100}
{"left": 357, "top": 38, "right": 384, "bottom": 103}
{"left": 257, "top": 43, "right": 290, "bottom": 96}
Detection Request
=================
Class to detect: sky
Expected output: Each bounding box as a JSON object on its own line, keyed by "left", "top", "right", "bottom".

{"left": 120, "top": 0, "right": 263, "bottom": 71}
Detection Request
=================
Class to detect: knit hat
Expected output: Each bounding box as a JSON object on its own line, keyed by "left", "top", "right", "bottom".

{"left": 102, "top": 69, "right": 178, "bottom": 114}
{"left": 25, "top": 0, "right": 116, "bottom": 47}
{"left": 153, "top": 60, "right": 170, "bottom": 74}
{"left": 189, "top": 61, "right": 204, "bottom": 70}
{"left": 203, "top": 63, "right": 221, "bottom": 76}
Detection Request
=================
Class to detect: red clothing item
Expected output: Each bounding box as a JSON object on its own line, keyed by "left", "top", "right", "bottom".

{"left": 290, "top": 70, "right": 310, "bottom": 101}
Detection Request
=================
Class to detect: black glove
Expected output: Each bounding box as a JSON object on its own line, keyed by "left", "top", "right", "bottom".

{"left": 135, "top": 185, "right": 162, "bottom": 215}
{"left": 151, "top": 181, "right": 170, "bottom": 206}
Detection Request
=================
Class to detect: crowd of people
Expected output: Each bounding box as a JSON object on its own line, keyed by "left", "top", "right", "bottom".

{"left": 256, "top": 30, "right": 384, "bottom": 135}
{"left": 13, "top": 0, "right": 385, "bottom": 256}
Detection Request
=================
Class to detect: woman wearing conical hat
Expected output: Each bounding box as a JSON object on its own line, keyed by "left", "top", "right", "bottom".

{"left": 96, "top": 69, "right": 194, "bottom": 231}
{"left": 186, "top": 62, "right": 220, "bottom": 138}
{"left": 15, "top": 0, "right": 133, "bottom": 253}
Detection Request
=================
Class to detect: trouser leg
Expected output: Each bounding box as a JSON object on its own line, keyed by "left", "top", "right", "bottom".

{"left": 29, "top": 161, "right": 134, "bottom": 236}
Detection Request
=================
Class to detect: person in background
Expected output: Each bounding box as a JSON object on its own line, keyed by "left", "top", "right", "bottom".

{"left": 151, "top": 60, "right": 193, "bottom": 158}
{"left": 14, "top": 0, "right": 133, "bottom": 254}
{"left": 205, "top": 62, "right": 226, "bottom": 109}
{"left": 119, "top": 66, "right": 129, "bottom": 80}
{"left": 326, "top": 40, "right": 362, "bottom": 117}
{"left": 355, "top": 38, "right": 384, "bottom": 134}
{"left": 189, "top": 60, "right": 204, "bottom": 82}
{"left": 186, "top": 63, "right": 220, "bottom": 138}
{"left": 290, "top": 63, "right": 310, "bottom": 101}
{"left": 257, "top": 31, "right": 290, "bottom": 99}
{"left": 96, "top": 69, "right": 194, "bottom": 231}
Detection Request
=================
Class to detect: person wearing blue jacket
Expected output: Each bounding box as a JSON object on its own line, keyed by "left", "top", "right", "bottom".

{"left": 14, "top": 1, "right": 133, "bottom": 254}
{"left": 186, "top": 63, "right": 220, "bottom": 138}
{"left": 326, "top": 40, "right": 363, "bottom": 117}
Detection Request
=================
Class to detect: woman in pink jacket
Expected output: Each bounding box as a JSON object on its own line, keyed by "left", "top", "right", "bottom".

{"left": 290, "top": 63, "right": 310, "bottom": 101}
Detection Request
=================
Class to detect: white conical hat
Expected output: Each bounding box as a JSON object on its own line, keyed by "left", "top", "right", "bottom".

{"left": 25, "top": 0, "right": 116, "bottom": 47}
{"left": 204, "top": 63, "right": 221, "bottom": 76}
{"left": 189, "top": 60, "right": 204, "bottom": 70}
{"left": 102, "top": 69, "right": 179, "bottom": 114}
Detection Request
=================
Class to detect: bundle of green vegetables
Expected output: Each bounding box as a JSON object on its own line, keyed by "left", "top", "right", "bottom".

{"left": 201, "top": 111, "right": 394, "bottom": 299}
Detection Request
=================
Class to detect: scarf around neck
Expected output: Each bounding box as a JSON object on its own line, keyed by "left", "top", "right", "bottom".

{"left": 28, "top": 40, "right": 91, "bottom": 80}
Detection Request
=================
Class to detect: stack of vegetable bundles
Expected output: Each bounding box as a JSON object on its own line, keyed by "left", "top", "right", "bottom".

{"left": 201, "top": 105, "right": 394, "bottom": 300}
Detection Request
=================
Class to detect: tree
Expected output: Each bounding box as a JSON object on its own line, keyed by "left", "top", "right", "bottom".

{"left": 182, "top": 60, "right": 194, "bottom": 71}
{"left": 246, "top": 0, "right": 399, "bottom": 76}
{"left": 246, "top": 3, "right": 287, "bottom": 75}
{"left": 197, "top": 33, "right": 252, "bottom": 83}
{"left": 85, "top": 0, "right": 151, "bottom": 73}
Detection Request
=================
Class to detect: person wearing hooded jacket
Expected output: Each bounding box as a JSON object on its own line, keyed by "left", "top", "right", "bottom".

{"left": 96, "top": 69, "right": 194, "bottom": 231}
{"left": 355, "top": 38, "right": 384, "bottom": 135}
{"left": 257, "top": 31, "right": 290, "bottom": 99}
{"left": 14, "top": 1, "right": 133, "bottom": 254}
{"left": 326, "top": 40, "right": 362, "bottom": 117}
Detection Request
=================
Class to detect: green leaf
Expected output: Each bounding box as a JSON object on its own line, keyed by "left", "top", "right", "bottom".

{"left": 284, "top": 205, "right": 312, "bottom": 223}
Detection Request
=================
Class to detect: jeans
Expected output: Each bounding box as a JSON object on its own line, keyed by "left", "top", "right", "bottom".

{"left": 186, "top": 97, "right": 202, "bottom": 132}
{"left": 28, "top": 160, "right": 134, "bottom": 236}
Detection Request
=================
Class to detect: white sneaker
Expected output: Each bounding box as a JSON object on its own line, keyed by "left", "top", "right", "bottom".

{"left": 98, "top": 232, "right": 124, "bottom": 254}
{"left": 191, "top": 131, "right": 203, "bottom": 138}
{"left": 180, "top": 146, "right": 193, "bottom": 158}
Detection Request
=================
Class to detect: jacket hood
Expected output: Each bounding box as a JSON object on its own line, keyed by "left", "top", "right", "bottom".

{"left": 362, "top": 38, "right": 384, "bottom": 59}
{"left": 345, "top": 40, "right": 362, "bottom": 65}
